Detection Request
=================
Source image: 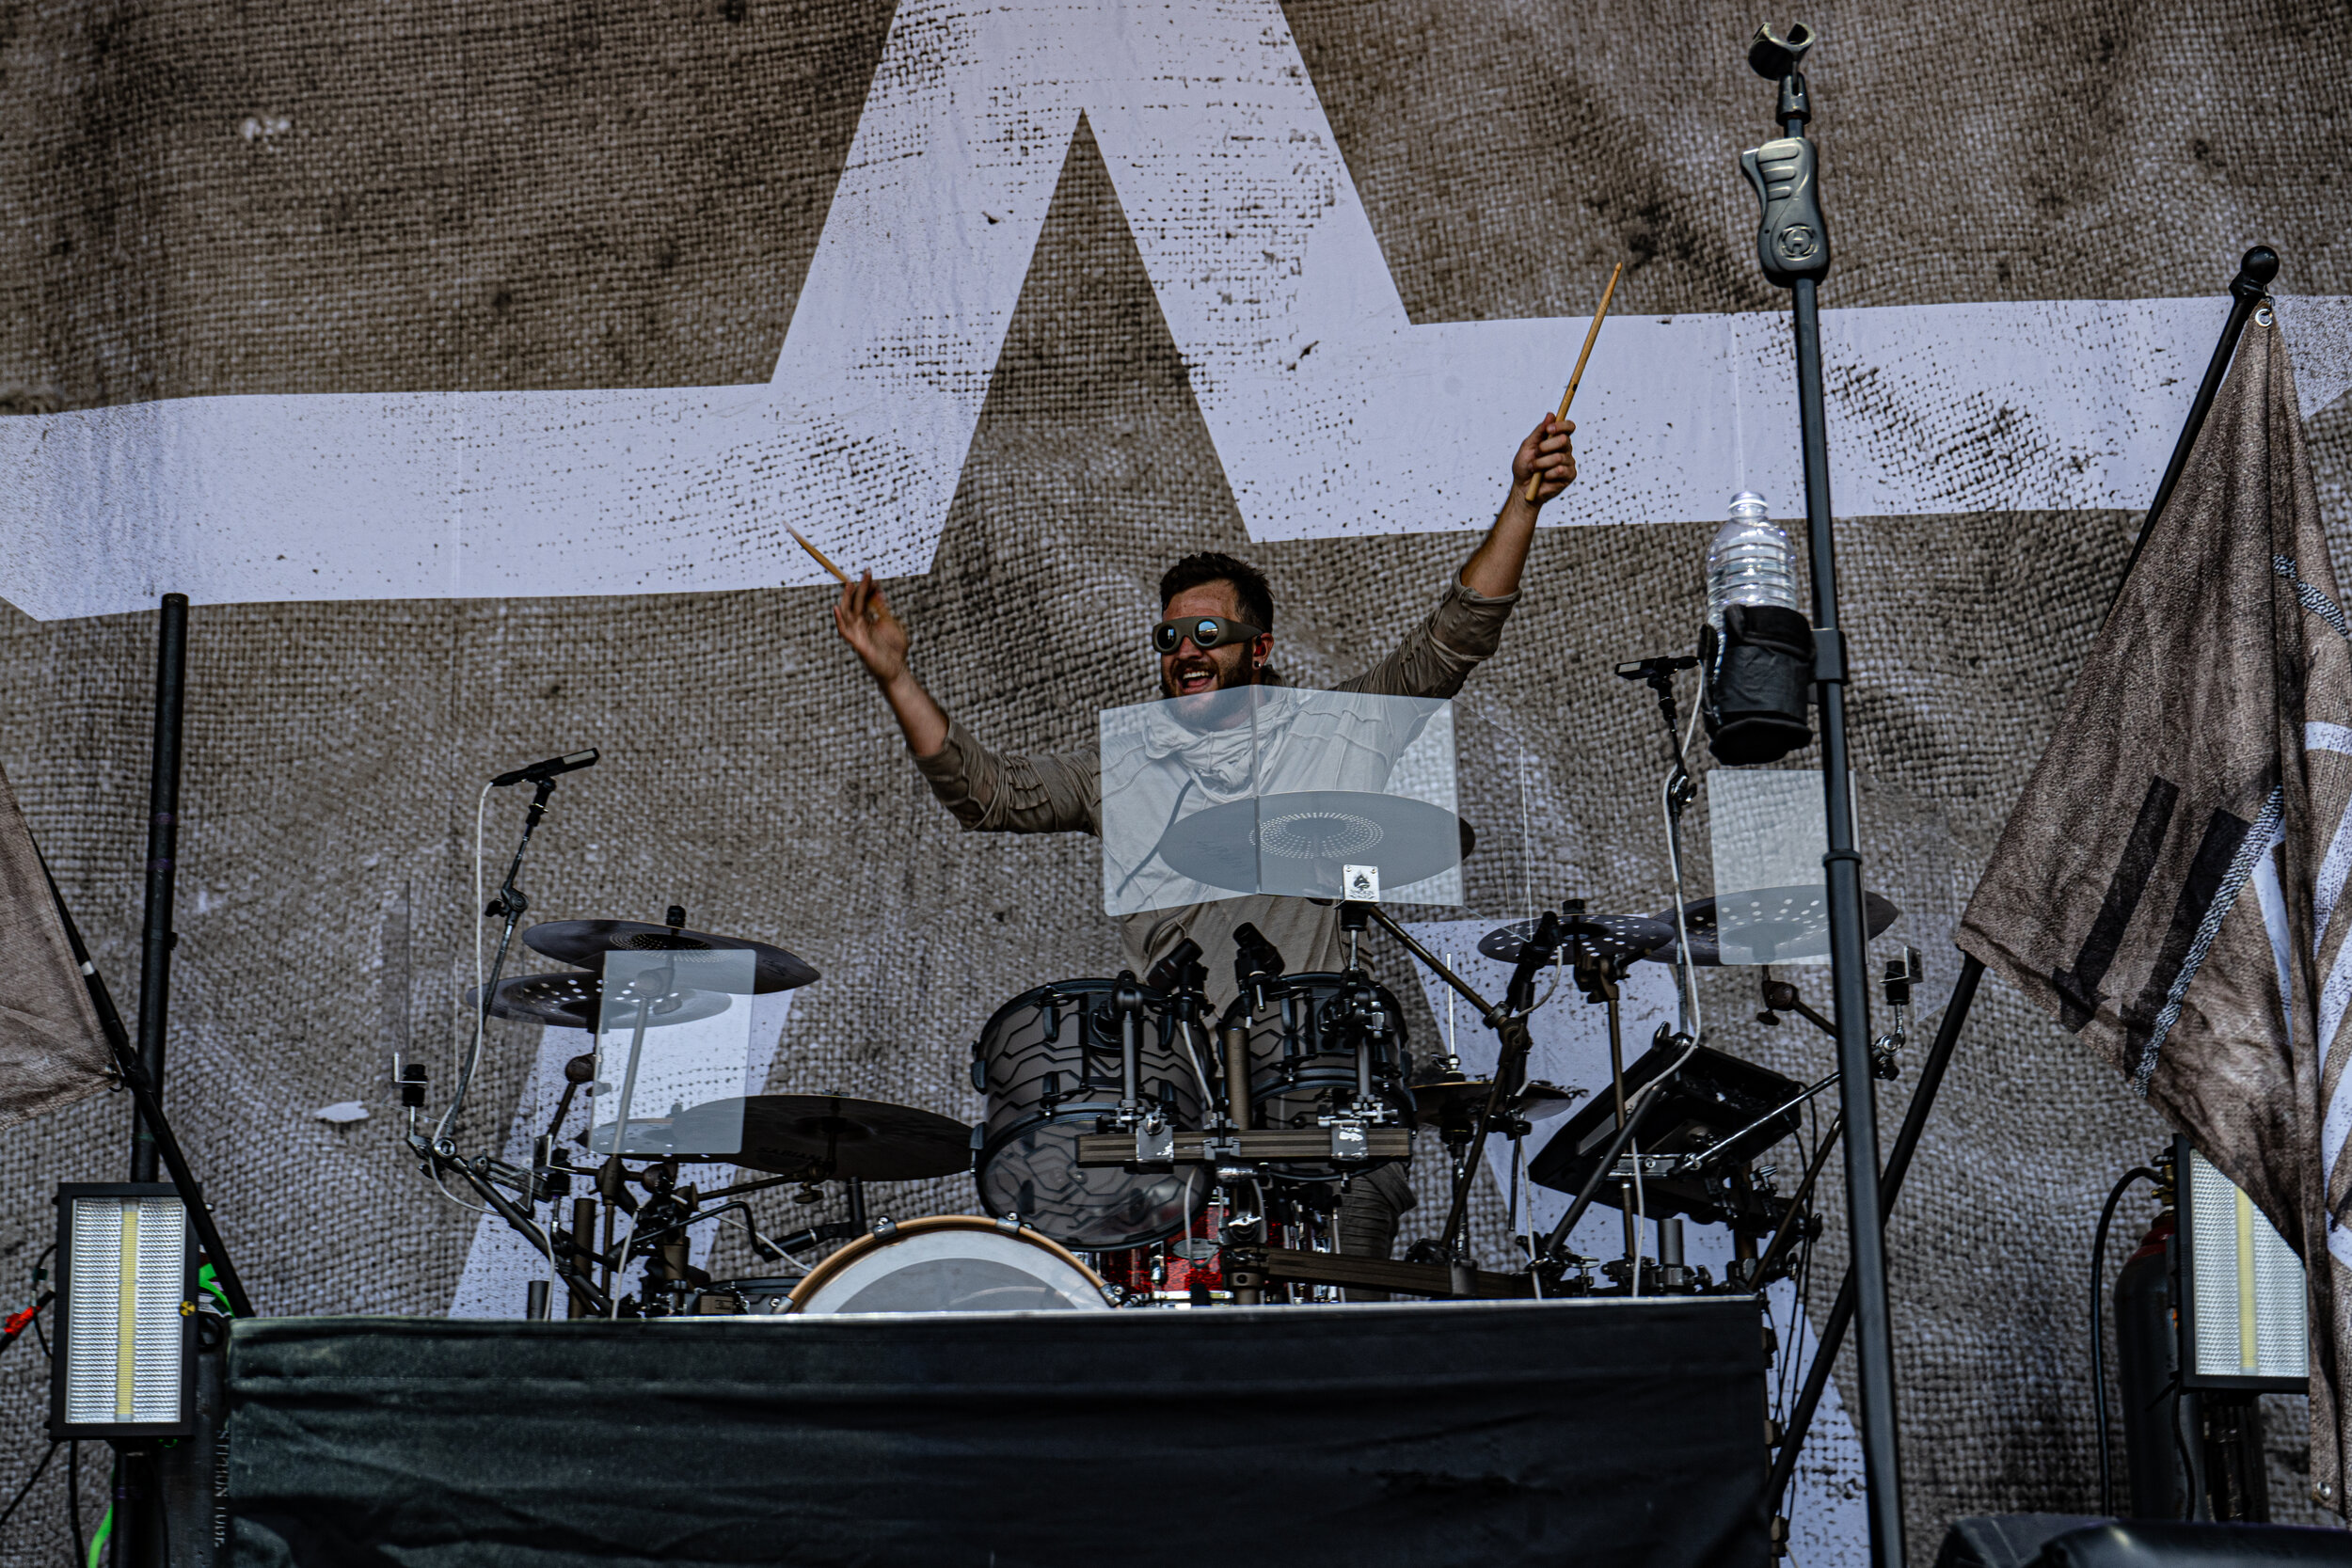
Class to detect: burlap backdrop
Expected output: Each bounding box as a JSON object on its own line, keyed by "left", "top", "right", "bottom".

{"left": 2, "top": 0, "right": 2349, "bottom": 1559}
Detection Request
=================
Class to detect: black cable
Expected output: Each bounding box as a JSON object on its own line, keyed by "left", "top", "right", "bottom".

{"left": 2169, "top": 1372, "right": 2200, "bottom": 1520}
{"left": 0, "top": 1440, "right": 58, "bottom": 1540}
{"left": 68, "top": 1442, "right": 84, "bottom": 1568}
{"left": 2090, "top": 1164, "right": 2160, "bottom": 1514}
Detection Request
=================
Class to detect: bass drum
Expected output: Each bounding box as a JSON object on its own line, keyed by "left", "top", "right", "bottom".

{"left": 787, "top": 1215, "right": 1112, "bottom": 1315}
{"left": 1221, "top": 972, "right": 1413, "bottom": 1180}
{"left": 971, "top": 978, "right": 1207, "bottom": 1250}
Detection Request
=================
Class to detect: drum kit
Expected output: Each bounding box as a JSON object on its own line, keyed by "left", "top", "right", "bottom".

{"left": 405, "top": 763, "right": 1915, "bottom": 1318}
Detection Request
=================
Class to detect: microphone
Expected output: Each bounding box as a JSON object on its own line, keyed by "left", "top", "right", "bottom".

{"left": 1146, "top": 938, "right": 1205, "bottom": 995}
{"left": 1233, "top": 924, "right": 1286, "bottom": 1013}
{"left": 491, "top": 749, "right": 599, "bottom": 788}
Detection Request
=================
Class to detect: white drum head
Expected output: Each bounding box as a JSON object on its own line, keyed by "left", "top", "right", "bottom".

{"left": 793, "top": 1226, "right": 1112, "bottom": 1316}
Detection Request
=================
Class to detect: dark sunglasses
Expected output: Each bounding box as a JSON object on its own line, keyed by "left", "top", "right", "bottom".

{"left": 1152, "top": 615, "right": 1265, "bottom": 656}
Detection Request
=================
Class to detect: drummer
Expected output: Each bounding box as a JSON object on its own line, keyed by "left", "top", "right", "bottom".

{"left": 829, "top": 414, "right": 1578, "bottom": 1264}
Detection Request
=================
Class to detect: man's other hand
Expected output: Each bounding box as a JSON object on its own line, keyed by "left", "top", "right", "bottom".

{"left": 1511, "top": 414, "right": 1578, "bottom": 504}
{"left": 834, "top": 571, "right": 911, "bottom": 684}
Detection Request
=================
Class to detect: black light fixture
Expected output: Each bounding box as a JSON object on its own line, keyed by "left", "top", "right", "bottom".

{"left": 49, "top": 1183, "right": 198, "bottom": 1439}
{"left": 2173, "top": 1137, "right": 2307, "bottom": 1392}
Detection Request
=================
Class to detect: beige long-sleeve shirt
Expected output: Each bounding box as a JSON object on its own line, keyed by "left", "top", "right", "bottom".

{"left": 913, "top": 577, "right": 1520, "bottom": 1008}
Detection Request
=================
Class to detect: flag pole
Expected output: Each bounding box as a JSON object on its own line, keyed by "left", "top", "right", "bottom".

{"left": 130, "top": 593, "right": 188, "bottom": 1185}
{"left": 2107, "top": 245, "right": 2280, "bottom": 613}
{"left": 1738, "top": 24, "right": 1907, "bottom": 1563}
{"left": 39, "top": 856, "right": 253, "bottom": 1320}
{"left": 1764, "top": 243, "right": 2284, "bottom": 1523}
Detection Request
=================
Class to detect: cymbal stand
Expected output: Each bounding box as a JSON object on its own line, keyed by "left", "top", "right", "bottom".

{"left": 1563, "top": 905, "right": 1642, "bottom": 1285}
{"left": 1532, "top": 652, "right": 1709, "bottom": 1280}
{"left": 1356, "top": 904, "right": 1561, "bottom": 1262}
{"left": 402, "top": 1123, "right": 612, "bottom": 1317}
{"left": 602, "top": 954, "right": 678, "bottom": 1167}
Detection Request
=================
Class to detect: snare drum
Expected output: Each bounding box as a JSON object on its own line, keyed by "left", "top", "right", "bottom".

{"left": 786, "top": 1215, "right": 1113, "bottom": 1315}
{"left": 1096, "top": 1200, "right": 1231, "bottom": 1305}
{"left": 972, "top": 978, "right": 1207, "bottom": 1250}
{"left": 1220, "top": 973, "right": 1413, "bottom": 1180}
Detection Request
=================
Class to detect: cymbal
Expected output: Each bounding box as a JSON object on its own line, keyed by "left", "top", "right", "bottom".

{"left": 1409, "top": 1076, "right": 1585, "bottom": 1130}
{"left": 1479, "top": 911, "right": 1674, "bottom": 966}
{"left": 523, "top": 920, "right": 819, "bottom": 993}
{"left": 466, "top": 972, "right": 733, "bottom": 1032}
{"left": 660, "top": 1094, "right": 972, "bottom": 1180}
{"left": 1515, "top": 1081, "right": 1581, "bottom": 1120}
{"left": 1642, "top": 887, "right": 1900, "bottom": 966}
{"left": 1155, "top": 790, "right": 1466, "bottom": 897}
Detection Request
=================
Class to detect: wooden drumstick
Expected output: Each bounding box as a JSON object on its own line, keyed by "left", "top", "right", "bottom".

{"left": 787, "top": 525, "right": 851, "bottom": 586}
{"left": 1522, "top": 261, "right": 1624, "bottom": 504}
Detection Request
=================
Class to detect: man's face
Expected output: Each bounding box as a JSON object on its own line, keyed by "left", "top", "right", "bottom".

{"left": 1158, "top": 580, "right": 1272, "bottom": 703}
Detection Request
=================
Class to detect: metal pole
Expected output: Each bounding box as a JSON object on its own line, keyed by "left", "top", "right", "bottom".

{"left": 2107, "top": 246, "right": 2280, "bottom": 615}
{"left": 1768, "top": 952, "right": 1983, "bottom": 1516}
{"left": 1739, "top": 41, "right": 1907, "bottom": 1557}
{"left": 130, "top": 594, "right": 188, "bottom": 1183}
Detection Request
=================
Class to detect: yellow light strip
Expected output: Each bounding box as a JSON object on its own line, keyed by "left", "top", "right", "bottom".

{"left": 116, "top": 1202, "right": 139, "bottom": 1418}
{"left": 2236, "top": 1185, "right": 2259, "bottom": 1372}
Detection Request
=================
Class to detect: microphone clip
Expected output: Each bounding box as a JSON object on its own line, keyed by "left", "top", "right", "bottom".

{"left": 490, "top": 748, "right": 600, "bottom": 789}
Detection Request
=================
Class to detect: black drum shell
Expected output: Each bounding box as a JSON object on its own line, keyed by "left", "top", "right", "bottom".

{"left": 1219, "top": 973, "right": 1412, "bottom": 1181}
{"left": 972, "top": 978, "right": 1207, "bottom": 1251}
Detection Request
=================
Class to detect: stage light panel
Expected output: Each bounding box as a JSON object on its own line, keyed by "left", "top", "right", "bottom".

{"left": 2177, "top": 1142, "right": 2307, "bottom": 1391}
{"left": 51, "top": 1184, "right": 196, "bottom": 1437}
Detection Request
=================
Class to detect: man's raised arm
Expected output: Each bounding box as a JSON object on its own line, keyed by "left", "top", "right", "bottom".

{"left": 1343, "top": 413, "right": 1577, "bottom": 700}
{"left": 834, "top": 571, "right": 950, "bottom": 758}
{"left": 1460, "top": 413, "right": 1576, "bottom": 599}
{"left": 830, "top": 572, "right": 1096, "bottom": 834}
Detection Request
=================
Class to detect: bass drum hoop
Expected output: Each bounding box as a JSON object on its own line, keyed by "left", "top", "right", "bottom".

{"left": 785, "top": 1214, "right": 1109, "bottom": 1313}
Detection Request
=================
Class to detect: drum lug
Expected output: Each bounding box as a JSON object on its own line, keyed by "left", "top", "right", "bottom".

{"left": 1325, "top": 1118, "right": 1369, "bottom": 1163}
{"left": 994, "top": 1213, "right": 1022, "bottom": 1235}
{"left": 1135, "top": 1117, "right": 1176, "bottom": 1166}
{"left": 870, "top": 1216, "right": 898, "bottom": 1239}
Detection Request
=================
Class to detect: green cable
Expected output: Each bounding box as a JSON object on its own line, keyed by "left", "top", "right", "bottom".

{"left": 198, "top": 1262, "right": 233, "bottom": 1316}
{"left": 86, "top": 1501, "right": 112, "bottom": 1568}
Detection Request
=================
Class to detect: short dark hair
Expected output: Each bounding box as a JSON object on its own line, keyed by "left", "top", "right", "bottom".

{"left": 1159, "top": 551, "right": 1274, "bottom": 632}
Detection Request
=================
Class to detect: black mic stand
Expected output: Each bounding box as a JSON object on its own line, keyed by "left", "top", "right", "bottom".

{"left": 1740, "top": 24, "right": 1906, "bottom": 1563}
{"left": 437, "top": 773, "right": 561, "bottom": 1154}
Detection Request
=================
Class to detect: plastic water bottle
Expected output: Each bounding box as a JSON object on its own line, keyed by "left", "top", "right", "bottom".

{"left": 1705, "top": 492, "right": 1800, "bottom": 631}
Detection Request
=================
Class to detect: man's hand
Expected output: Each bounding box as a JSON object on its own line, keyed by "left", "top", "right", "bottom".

{"left": 1462, "top": 412, "right": 1578, "bottom": 598}
{"left": 828, "top": 569, "right": 949, "bottom": 757}
{"left": 1512, "top": 413, "right": 1577, "bottom": 504}
{"left": 834, "top": 571, "right": 910, "bottom": 684}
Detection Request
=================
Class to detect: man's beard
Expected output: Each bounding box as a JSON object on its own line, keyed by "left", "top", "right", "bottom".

{"left": 1162, "top": 652, "right": 1247, "bottom": 701}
